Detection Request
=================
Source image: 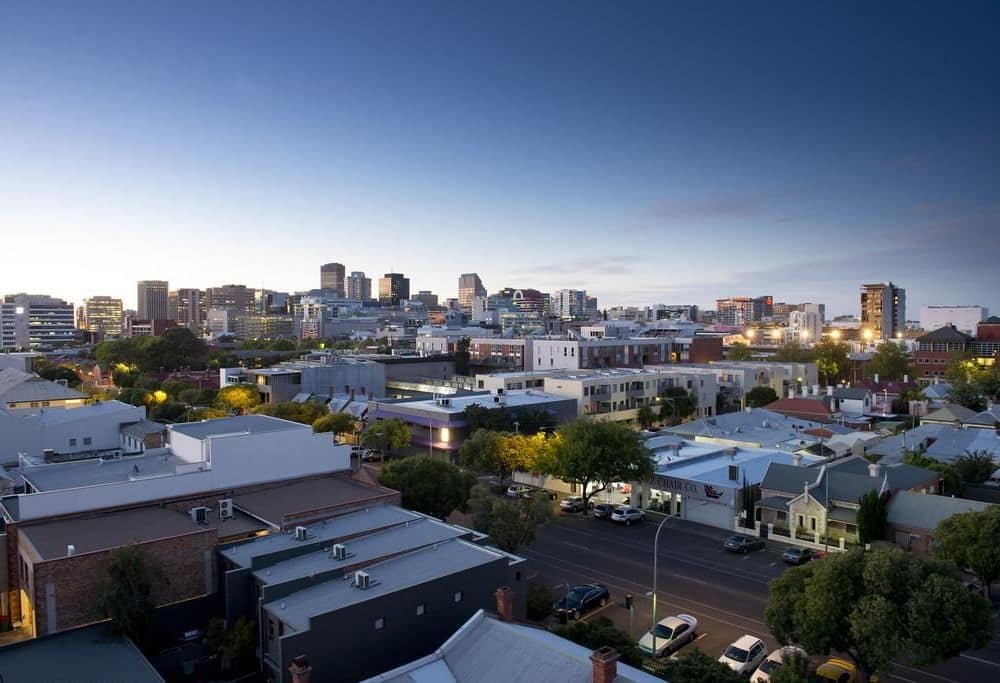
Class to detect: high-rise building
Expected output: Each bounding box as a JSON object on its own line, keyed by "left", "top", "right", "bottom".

{"left": 553, "top": 289, "right": 587, "bottom": 320}
{"left": 1, "top": 294, "right": 76, "bottom": 349}
{"left": 137, "top": 280, "right": 169, "bottom": 321}
{"left": 861, "top": 282, "right": 906, "bottom": 340}
{"left": 206, "top": 284, "right": 256, "bottom": 317}
{"left": 83, "top": 296, "right": 124, "bottom": 339}
{"left": 716, "top": 296, "right": 772, "bottom": 326}
{"left": 920, "top": 305, "right": 987, "bottom": 335}
{"left": 171, "top": 289, "right": 206, "bottom": 331}
{"left": 378, "top": 273, "right": 410, "bottom": 306}
{"left": 320, "top": 263, "right": 346, "bottom": 297}
{"left": 413, "top": 291, "right": 439, "bottom": 307}
{"left": 346, "top": 271, "right": 372, "bottom": 302}
{"left": 457, "top": 273, "right": 486, "bottom": 313}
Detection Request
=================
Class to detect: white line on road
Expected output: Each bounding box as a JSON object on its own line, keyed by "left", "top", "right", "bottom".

{"left": 892, "top": 663, "right": 959, "bottom": 682}
{"left": 960, "top": 653, "right": 1000, "bottom": 668}
{"left": 579, "top": 602, "right": 615, "bottom": 622}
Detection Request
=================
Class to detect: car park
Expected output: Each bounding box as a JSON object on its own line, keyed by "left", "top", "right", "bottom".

{"left": 724, "top": 533, "right": 766, "bottom": 554}
{"left": 592, "top": 503, "right": 617, "bottom": 520}
{"left": 506, "top": 485, "right": 531, "bottom": 498}
{"left": 751, "top": 645, "right": 807, "bottom": 682}
{"left": 637, "top": 614, "right": 698, "bottom": 657}
{"left": 815, "top": 657, "right": 878, "bottom": 682}
{"left": 560, "top": 496, "right": 585, "bottom": 512}
{"left": 552, "top": 583, "right": 610, "bottom": 620}
{"left": 719, "top": 635, "right": 767, "bottom": 676}
{"left": 782, "top": 547, "right": 813, "bottom": 565}
{"left": 610, "top": 506, "right": 645, "bottom": 526}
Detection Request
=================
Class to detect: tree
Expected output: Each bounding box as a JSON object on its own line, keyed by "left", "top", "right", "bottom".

{"left": 526, "top": 582, "right": 554, "bottom": 621}
{"left": 659, "top": 386, "right": 698, "bottom": 422}
{"left": 252, "top": 400, "right": 329, "bottom": 425}
{"left": 773, "top": 342, "right": 815, "bottom": 363}
{"left": 945, "top": 352, "right": 981, "bottom": 386}
{"left": 813, "top": 338, "right": 851, "bottom": 385}
{"left": 537, "top": 420, "right": 653, "bottom": 510}
{"left": 455, "top": 336, "right": 471, "bottom": 376}
{"left": 935, "top": 506, "right": 1000, "bottom": 596}
{"left": 377, "top": 457, "right": 476, "bottom": 519}
{"left": 636, "top": 405, "right": 656, "bottom": 429}
{"left": 766, "top": 652, "right": 813, "bottom": 683}
{"left": 765, "top": 548, "right": 992, "bottom": 679}
{"left": 362, "top": 418, "right": 411, "bottom": 456}
{"left": 867, "top": 342, "right": 914, "bottom": 382}
{"left": 458, "top": 430, "right": 539, "bottom": 482}
{"left": 552, "top": 616, "right": 644, "bottom": 668}
{"left": 206, "top": 617, "right": 256, "bottom": 671}
{"left": 661, "top": 649, "right": 746, "bottom": 683}
{"left": 468, "top": 484, "right": 552, "bottom": 553}
{"left": 94, "top": 545, "right": 166, "bottom": 648}
{"left": 35, "top": 361, "right": 83, "bottom": 388}
{"left": 313, "top": 412, "right": 357, "bottom": 435}
{"left": 903, "top": 451, "right": 962, "bottom": 496}
{"left": 215, "top": 384, "right": 261, "bottom": 413}
{"left": 949, "top": 383, "right": 987, "bottom": 412}
{"left": 856, "top": 490, "right": 889, "bottom": 546}
{"left": 727, "top": 342, "right": 754, "bottom": 361}
{"left": 745, "top": 385, "right": 778, "bottom": 408}
{"left": 951, "top": 450, "right": 997, "bottom": 484}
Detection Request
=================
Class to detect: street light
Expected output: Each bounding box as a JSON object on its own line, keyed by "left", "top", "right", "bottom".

{"left": 830, "top": 329, "right": 842, "bottom": 340}
{"left": 745, "top": 328, "right": 756, "bottom": 341}
{"left": 647, "top": 513, "right": 678, "bottom": 654}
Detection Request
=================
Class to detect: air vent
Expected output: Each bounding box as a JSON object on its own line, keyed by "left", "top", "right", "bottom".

{"left": 331, "top": 543, "right": 347, "bottom": 560}
{"left": 189, "top": 507, "right": 208, "bottom": 524}
{"left": 219, "top": 499, "right": 234, "bottom": 520}
{"left": 354, "top": 570, "right": 371, "bottom": 589}
{"left": 294, "top": 526, "right": 308, "bottom": 541}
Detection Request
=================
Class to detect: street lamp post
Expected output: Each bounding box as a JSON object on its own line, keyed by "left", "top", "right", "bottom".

{"left": 647, "top": 513, "right": 678, "bottom": 654}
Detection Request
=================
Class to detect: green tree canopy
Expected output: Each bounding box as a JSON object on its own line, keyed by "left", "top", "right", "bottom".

{"left": 362, "top": 417, "right": 412, "bottom": 454}
{"left": 206, "top": 617, "right": 256, "bottom": 671}
{"left": 951, "top": 449, "right": 997, "bottom": 484}
{"left": 537, "top": 419, "right": 653, "bottom": 508}
{"left": 35, "top": 360, "right": 83, "bottom": 388}
{"left": 94, "top": 545, "right": 166, "bottom": 648}
{"left": 773, "top": 341, "right": 815, "bottom": 363}
{"left": 949, "top": 383, "right": 987, "bottom": 412}
{"left": 902, "top": 451, "right": 961, "bottom": 496}
{"left": 813, "top": 338, "right": 851, "bottom": 385}
{"left": 661, "top": 649, "right": 746, "bottom": 683}
{"left": 934, "top": 505, "right": 1000, "bottom": 596}
{"left": 745, "top": 385, "right": 779, "bottom": 408}
{"left": 658, "top": 386, "right": 698, "bottom": 422}
{"left": 856, "top": 490, "right": 889, "bottom": 546}
{"left": 463, "top": 404, "right": 554, "bottom": 434}
{"left": 765, "top": 548, "right": 992, "bottom": 679}
{"left": 468, "top": 484, "right": 552, "bottom": 553}
{"left": 378, "top": 456, "right": 477, "bottom": 519}
{"left": 636, "top": 404, "right": 656, "bottom": 429}
{"left": 455, "top": 336, "right": 471, "bottom": 376}
{"left": 726, "top": 342, "right": 754, "bottom": 361}
{"left": 552, "top": 616, "right": 644, "bottom": 668}
{"left": 251, "top": 400, "right": 329, "bottom": 425}
{"left": 458, "top": 429, "right": 541, "bottom": 482}
{"left": 215, "top": 384, "right": 261, "bottom": 413}
{"left": 866, "top": 342, "right": 914, "bottom": 382}
{"left": 313, "top": 412, "right": 357, "bottom": 435}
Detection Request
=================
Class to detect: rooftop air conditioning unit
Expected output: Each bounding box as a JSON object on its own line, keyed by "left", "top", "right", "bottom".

{"left": 438, "top": 397, "right": 451, "bottom": 407}
{"left": 190, "top": 507, "right": 208, "bottom": 524}
{"left": 354, "top": 569, "right": 371, "bottom": 589}
{"left": 219, "top": 499, "right": 233, "bottom": 520}
{"left": 331, "top": 543, "right": 347, "bottom": 560}
{"left": 294, "top": 526, "right": 308, "bottom": 541}
{"left": 496, "top": 388, "right": 505, "bottom": 395}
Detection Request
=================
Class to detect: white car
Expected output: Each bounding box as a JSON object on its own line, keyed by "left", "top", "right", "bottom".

{"left": 560, "top": 496, "right": 585, "bottom": 512}
{"left": 719, "top": 635, "right": 767, "bottom": 676}
{"left": 610, "top": 506, "right": 644, "bottom": 526}
{"left": 506, "top": 485, "right": 531, "bottom": 498}
{"left": 751, "top": 646, "right": 807, "bottom": 682}
{"left": 637, "top": 614, "right": 698, "bottom": 657}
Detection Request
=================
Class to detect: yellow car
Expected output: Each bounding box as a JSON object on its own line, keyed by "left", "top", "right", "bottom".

{"left": 815, "top": 658, "right": 879, "bottom": 683}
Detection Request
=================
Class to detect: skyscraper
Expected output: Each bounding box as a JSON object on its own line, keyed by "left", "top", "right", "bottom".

{"left": 171, "top": 288, "right": 206, "bottom": 331}
{"left": 137, "top": 280, "right": 169, "bottom": 321}
{"left": 83, "top": 296, "right": 124, "bottom": 339}
{"left": 320, "top": 263, "right": 346, "bottom": 298}
{"left": 378, "top": 273, "right": 410, "bottom": 306}
{"left": 1, "top": 294, "right": 76, "bottom": 349}
{"left": 861, "top": 282, "right": 906, "bottom": 339}
{"left": 458, "top": 273, "right": 486, "bottom": 313}
{"left": 553, "top": 289, "right": 587, "bottom": 320}
{"left": 346, "top": 271, "right": 372, "bottom": 302}
{"left": 206, "top": 284, "right": 256, "bottom": 317}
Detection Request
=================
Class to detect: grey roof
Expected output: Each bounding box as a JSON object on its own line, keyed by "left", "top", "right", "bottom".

{"left": 833, "top": 387, "right": 871, "bottom": 400}
{"left": 887, "top": 491, "right": 992, "bottom": 531}
{"left": 31, "top": 399, "right": 138, "bottom": 425}
{"left": 915, "top": 326, "right": 975, "bottom": 344}
{"left": 922, "top": 383, "right": 952, "bottom": 399}
{"left": 0, "top": 624, "right": 163, "bottom": 682}
{"left": 168, "top": 414, "right": 302, "bottom": 440}
{"left": 830, "top": 458, "right": 936, "bottom": 490}
{"left": 221, "top": 504, "right": 420, "bottom": 568}
{"left": 234, "top": 474, "right": 396, "bottom": 526}
{"left": 925, "top": 429, "right": 1000, "bottom": 461}
{"left": 19, "top": 507, "right": 207, "bottom": 560}
{"left": 253, "top": 516, "right": 471, "bottom": 586}
{"left": 813, "top": 471, "right": 880, "bottom": 505}
{"left": 761, "top": 462, "right": 820, "bottom": 494}
{"left": 364, "top": 609, "right": 662, "bottom": 683}
{"left": 756, "top": 496, "right": 790, "bottom": 511}
{"left": 667, "top": 409, "right": 822, "bottom": 450}
{"left": 0, "top": 367, "right": 87, "bottom": 403}
{"left": 21, "top": 451, "right": 182, "bottom": 492}
{"left": 120, "top": 420, "right": 167, "bottom": 438}
{"left": 827, "top": 507, "right": 857, "bottom": 523}
{"left": 263, "top": 538, "right": 513, "bottom": 631}
{"left": 923, "top": 404, "right": 981, "bottom": 423}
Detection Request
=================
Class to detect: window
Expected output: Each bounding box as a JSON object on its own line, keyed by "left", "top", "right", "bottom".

{"left": 515, "top": 570, "right": 522, "bottom": 581}
{"left": 83, "top": 437, "right": 92, "bottom": 446}
{"left": 454, "top": 591, "right": 463, "bottom": 603}
{"left": 374, "top": 617, "right": 385, "bottom": 631}
{"left": 416, "top": 604, "right": 425, "bottom": 616}
{"left": 69, "top": 438, "right": 77, "bottom": 447}
{"left": 810, "top": 516, "right": 817, "bottom": 531}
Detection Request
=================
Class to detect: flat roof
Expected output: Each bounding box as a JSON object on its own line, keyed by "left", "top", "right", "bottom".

{"left": 234, "top": 476, "right": 401, "bottom": 530}
{"left": 253, "top": 516, "right": 471, "bottom": 586}
{"left": 22, "top": 451, "right": 183, "bottom": 492}
{"left": 264, "top": 538, "right": 509, "bottom": 630}
{"left": 0, "top": 624, "right": 163, "bottom": 682}
{"left": 384, "top": 390, "right": 567, "bottom": 415}
{"left": 19, "top": 507, "right": 206, "bottom": 561}
{"left": 655, "top": 446, "right": 824, "bottom": 488}
{"left": 169, "top": 414, "right": 304, "bottom": 440}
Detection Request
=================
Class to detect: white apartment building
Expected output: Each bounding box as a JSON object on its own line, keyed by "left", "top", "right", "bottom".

{"left": 919, "top": 305, "right": 987, "bottom": 335}
{"left": 786, "top": 310, "right": 822, "bottom": 344}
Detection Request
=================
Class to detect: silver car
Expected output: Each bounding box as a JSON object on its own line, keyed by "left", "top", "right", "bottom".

{"left": 638, "top": 614, "right": 698, "bottom": 657}
{"left": 610, "top": 506, "right": 644, "bottom": 526}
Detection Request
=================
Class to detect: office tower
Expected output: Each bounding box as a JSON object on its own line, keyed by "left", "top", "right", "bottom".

{"left": 553, "top": 289, "right": 587, "bottom": 320}
{"left": 1, "top": 294, "right": 76, "bottom": 349}
{"left": 378, "top": 273, "right": 410, "bottom": 306}
{"left": 458, "top": 273, "right": 486, "bottom": 312}
{"left": 414, "top": 291, "right": 439, "bottom": 307}
{"left": 137, "top": 280, "right": 169, "bottom": 321}
{"left": 347, "top": 271, "right": 372, "bottom": 302}
{"left": 83, "top": 296, "right": 124, "bottom": 339}
{"left": 206, "top": 284, "right": 256, "bottom": 317}
{"left": 861, "top": 282, "right": 906, "bottom": 339}
{"left": 320, "top": 263, "right": 346, "bottom": 297}
{"left": 172, "top": 289, "right": 206, "bottom": 330}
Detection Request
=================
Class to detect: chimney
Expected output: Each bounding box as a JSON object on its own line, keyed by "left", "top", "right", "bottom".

{"left": 590, "top": 646, "right": 620, "bottom": 683}
{"left": 494, "top": 586, "right": 514, "bottom": 622}
{"left": 868, "top": 462, "right": 881, "bottom": 479}
{"left": 289, "top": 655, "right": 312, "bottom": 683}
{"left": 67, "top": 544, "right": 76, "bottom": 557}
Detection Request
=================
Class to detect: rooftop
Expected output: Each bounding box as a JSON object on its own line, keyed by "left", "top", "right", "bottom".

{"left": 21, "top": 451, "right": 184, "bottom": 492}
{"left": 915, "top": 325, "right": 975, "bottom": 344}
{"left": 381, "top": 390, "right": 567, "bottom": 415}
{"left": 652, "top": 442, "right": 824, "bottom": 488}
{"left": 887, "top": 491, "right": 992, "bottom": 531}
{"left": 234, "top": 475, "right": 400, "bottom": 528}
{"left": 0, "top": 367, "right": 88, "bottom": 403}
{"left": 264, "top": 538, "right": 513, "bottom": 631}
{"left": 169, "top": 414, "right": 304, "bottom": 440}
{"left": 667, "top": 409, "right": 822, "bottom": 450}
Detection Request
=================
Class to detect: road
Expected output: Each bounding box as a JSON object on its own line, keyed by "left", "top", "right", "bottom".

{"left": 521, "top": 510, "right": 1000, "bottom": 683}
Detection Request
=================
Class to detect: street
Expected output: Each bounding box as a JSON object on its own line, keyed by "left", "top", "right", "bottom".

{"left": 521, "top": 510, "right": 1000, "bottom": 683}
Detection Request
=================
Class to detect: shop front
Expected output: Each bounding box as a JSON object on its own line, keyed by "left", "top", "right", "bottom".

{"left": 639, "top": 474, "right": 737, "bottom": 530}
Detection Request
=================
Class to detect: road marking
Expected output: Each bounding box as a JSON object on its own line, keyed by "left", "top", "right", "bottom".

{"left": 768, "top": 562, "right": 777, "bottom": 567}
{"left": 892, "top": 663, "right": 960, "bottom": 681}
{"left": 579, "top": 601, "right": 615, "bottom": 622}
{"left": 960, "top": 653, "right": 1000, "bottom": 668}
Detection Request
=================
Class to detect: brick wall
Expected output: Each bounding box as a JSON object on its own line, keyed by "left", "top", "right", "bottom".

{"left": 29, "top": 528, "right": 216, "bottom": 636}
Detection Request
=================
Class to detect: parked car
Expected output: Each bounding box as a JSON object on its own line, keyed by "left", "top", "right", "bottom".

{"left": 637, "top": 614, "right": 698, "bottom": 657}
{"left": 560, "top": 496, "right": 585, "bottom": 512}
{"left": 815, "top": 657, "right": 879, "bottom": 682}
{"left": 724, "top": 534, "right": 766, "bottom": 554}
{"left": 506, "top": 485, "right": 531, "bottom": 498}
{"left": 719, "top": 635, "right": 767, "bottom": 676}
{"left": 751, "top": 645, "right": 807, "bottom": 682}
{"left": 592, "top": 503, "right": 617, "bottom": 520}
{"left": 782, "top": 547, "right": 813, "bottom": 565}
{"left": 552, "top": 584, "right": 610, "bottom": 620}
{"left": 610, "top": 506, "right": 645, "bottom": 526}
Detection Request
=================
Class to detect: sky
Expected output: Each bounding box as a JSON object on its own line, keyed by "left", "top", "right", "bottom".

{"left": 1, "top": 1, "right": 998, "bottom": 317}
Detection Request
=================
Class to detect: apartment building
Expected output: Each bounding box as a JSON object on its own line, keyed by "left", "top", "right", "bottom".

{"left": 860, "top": 282, "right": 906, "bottom": 340}
{"left": 82, "top": 296, "right": 124, "bottom": 339}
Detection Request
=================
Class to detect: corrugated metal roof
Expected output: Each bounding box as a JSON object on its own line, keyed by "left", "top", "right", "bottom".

{"left": 887, "top": 491, "right": 991, "bottom": 530}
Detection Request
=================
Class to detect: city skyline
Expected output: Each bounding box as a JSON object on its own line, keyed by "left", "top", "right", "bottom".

{"left": 2, "top": 2, "right": 998, "bottom": 314}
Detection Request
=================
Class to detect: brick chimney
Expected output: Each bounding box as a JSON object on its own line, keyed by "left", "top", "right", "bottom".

{"left": 590, "top": 646, "right": 620, "bottom": 683}
{"left": 289, "top": 655, "right": 312, "bottom": 683}
{"left": 494, "top": 586, "right": 514, "bottom": 622}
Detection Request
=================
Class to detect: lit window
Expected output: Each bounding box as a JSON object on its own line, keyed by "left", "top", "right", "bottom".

{"left": 454, "top": 591, "right": 463, "bottom": 603}
{"left": 375, "top": 617, "right": 385, "bottom": 631}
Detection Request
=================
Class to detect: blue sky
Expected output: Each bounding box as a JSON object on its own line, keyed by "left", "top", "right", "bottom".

{"left": 1, "top": 1, "right": 997, "bottom": 316}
